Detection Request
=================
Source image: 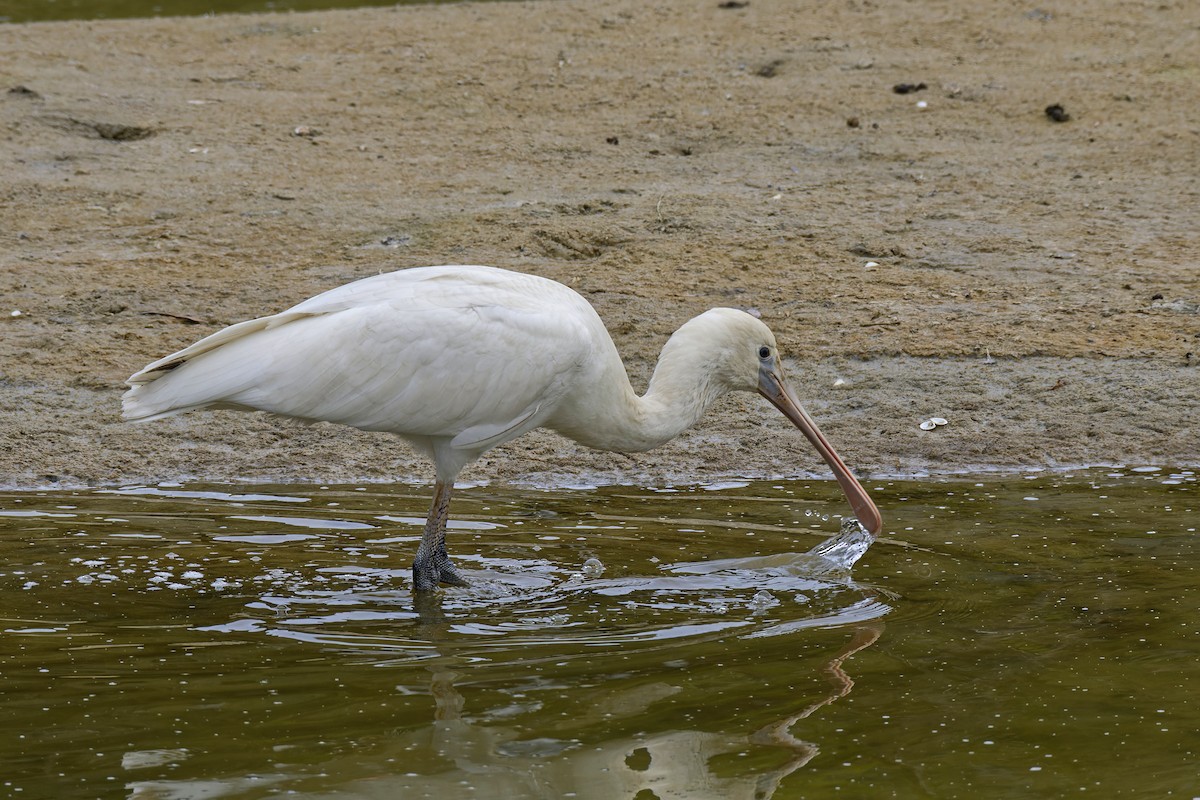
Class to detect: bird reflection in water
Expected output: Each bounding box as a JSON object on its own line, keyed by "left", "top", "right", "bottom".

{"left": 340, "top": 622, "right": 882, "bottom": 799}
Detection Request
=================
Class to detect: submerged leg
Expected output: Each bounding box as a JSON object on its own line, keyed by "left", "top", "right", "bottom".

{"left": 413, "top": 480, "right": 469, "bottom": 591}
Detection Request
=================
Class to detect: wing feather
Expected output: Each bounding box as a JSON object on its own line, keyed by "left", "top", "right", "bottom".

{"left": 122, "top": 266, "right": 601, "bottom": 453}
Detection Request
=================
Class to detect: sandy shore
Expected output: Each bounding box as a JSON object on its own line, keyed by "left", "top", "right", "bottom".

{"left": 1, "top": 0, "right": 1196, "bottom": 489}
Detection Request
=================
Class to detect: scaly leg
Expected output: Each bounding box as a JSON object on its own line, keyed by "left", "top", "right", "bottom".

{"left": 412, "top": 480, "right": 469, "bottom": 591}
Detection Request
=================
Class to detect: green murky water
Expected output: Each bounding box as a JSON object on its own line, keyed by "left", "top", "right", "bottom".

{"left": 1, "top": 469, "right": 1196, "bottom": 798}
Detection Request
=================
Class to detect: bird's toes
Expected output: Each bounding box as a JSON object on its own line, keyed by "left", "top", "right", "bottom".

{"left": 412, "top": 559, "right": 470, "bottom": 591}
{"left": 412, "top": 569, "right": 439, "bottom": 592}
{"left": 435, "top": 561, "right": 470, "bottom": 588}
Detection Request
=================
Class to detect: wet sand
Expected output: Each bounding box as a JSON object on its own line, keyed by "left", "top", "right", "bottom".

{"left": 1, "top": 0, "right": 1197, "bottom": 488}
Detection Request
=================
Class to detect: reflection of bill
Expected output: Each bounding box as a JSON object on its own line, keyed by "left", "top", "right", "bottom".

{"left": 394, "top": 623, "right": 881, "bottom": 799}
{"left": 749, "top": 624, "right": 883, "bottom": 789}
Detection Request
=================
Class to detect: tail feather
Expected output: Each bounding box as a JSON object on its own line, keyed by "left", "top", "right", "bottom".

{"left": 126, "top": 312, "right": 310, "bottom": 386}
{"left": 121, "top": 310, "right": 313, "bottom": 422}
{"left": 120, "top": 395, "right": 216, "bottom": 423}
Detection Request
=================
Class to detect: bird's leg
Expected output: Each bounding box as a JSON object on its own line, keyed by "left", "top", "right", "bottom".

{"left": 413, "top": 480, "right": 469, "bottom": 591}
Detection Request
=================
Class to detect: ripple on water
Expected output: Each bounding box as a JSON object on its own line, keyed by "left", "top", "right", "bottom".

{"left": 193, "top": 520, "right": 888, "bottom": 663}
{"left": 1, "top": 482, "right": 889, "bottom": 672}
{"left": 228, "top": 515, "right": 377, "bottom": 530}
{"left": 99, "top": 486, "right": 311, "bottom": 503}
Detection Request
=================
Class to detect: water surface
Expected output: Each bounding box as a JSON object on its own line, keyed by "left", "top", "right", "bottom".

{"left": 1, "top": 469, "right": 1196, "bottom": 797}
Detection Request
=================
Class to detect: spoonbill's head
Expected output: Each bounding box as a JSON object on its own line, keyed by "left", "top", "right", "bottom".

{"left": 678, "top": 308, "right": 884, "bottom": 536}
{"left": 662, "top": 307, "right": 781, "bottom": 392}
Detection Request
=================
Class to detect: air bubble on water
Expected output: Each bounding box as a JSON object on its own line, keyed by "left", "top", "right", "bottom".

{"left": 749, "top": 589, "right": 779, "bottom": 612}
{"left": 793, "top": 593, "right": 810, "bottom": 604}
{"left": 581, "top": 557, "right": 605, "bottom": 578}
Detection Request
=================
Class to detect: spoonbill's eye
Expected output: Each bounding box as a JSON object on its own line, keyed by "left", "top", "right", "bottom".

{"left": 758, "top": 346, "right": 771, "bottom": 359}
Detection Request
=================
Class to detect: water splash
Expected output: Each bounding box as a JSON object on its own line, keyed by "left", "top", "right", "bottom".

{"left": 802, "top": 517, "right": 876, "bottom": 574}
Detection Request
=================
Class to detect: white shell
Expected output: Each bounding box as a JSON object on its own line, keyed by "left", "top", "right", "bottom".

{"left": 930, "top": 417, "right": 948, "bottom": 426}
{"left": 919, "top": 420, "right": 937, "bottom": 431}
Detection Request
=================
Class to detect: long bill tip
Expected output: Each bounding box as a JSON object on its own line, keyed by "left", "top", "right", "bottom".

{"left": 758, "top": 370, "right": 883, "bottom": 536}
{"left": 848, "top": 492, "right": 884, "bottom": 537}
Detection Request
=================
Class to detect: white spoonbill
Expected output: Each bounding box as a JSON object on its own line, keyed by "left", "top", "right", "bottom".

{"left": 123, "top": 265, "right": 882, "bottom": 591}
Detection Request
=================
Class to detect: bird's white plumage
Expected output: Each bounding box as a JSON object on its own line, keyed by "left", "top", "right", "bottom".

{"left": 124, "top": 266, "right": 613, "bottom": 476}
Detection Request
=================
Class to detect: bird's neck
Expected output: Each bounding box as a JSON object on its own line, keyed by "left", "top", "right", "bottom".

{"left": 640, "top": 343, "right": 730, "bottom": 440}
{"left": 551, "top": 326, "right": 731, "bottom": 453}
